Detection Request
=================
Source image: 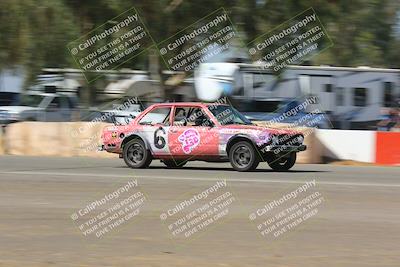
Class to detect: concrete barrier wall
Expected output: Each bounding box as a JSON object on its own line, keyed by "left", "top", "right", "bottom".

{"left": 375, "top": 132, "right": 400, "bottom": 165}
{"left": 0, "top": 127, "right": 5, "bottom": 155}
{"left": 3, "top": 122, "right": 396, "bottom": 165}
{"left": 1, "top": 122, "right": 322, "bottom": 163}
{"left": 316, "top": 129, "right": 400, "bottom": 165}
{"left": 4, "top": 122, "right": 115, "bottom": 158}
{"left": 315, "top": 129, "right": 376, "bottom": 163}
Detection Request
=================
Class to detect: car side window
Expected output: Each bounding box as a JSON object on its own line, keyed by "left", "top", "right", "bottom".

{"left": 173, "top": 107, "right": 189, "bottom": 126}
{"left": 59, "top": 96, "right": 70, "bottom": 109}
{"left": 139, "top": 107, "right": 171, "bottom": 125}
{"left": 48, "top": 97, "right": 61, "bottom": 109}
{"left": 173, "top": 106, "right": 213, "bottom": 127}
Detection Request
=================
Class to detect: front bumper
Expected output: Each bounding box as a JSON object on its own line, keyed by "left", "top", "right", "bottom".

{"left": 98, "top": 143, "right": 120, "bottom": 153}
{"left": 262, "top": 144, "right": 307, "bottom": 153}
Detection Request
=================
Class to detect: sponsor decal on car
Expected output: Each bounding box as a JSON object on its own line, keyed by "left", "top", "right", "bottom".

{"left": 178, "top": 128, "right": 200, "bottom": 154}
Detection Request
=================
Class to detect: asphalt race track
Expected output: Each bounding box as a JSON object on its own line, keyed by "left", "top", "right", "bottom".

{"left": 0, "top": 155, "right": 399, "bottom": 267}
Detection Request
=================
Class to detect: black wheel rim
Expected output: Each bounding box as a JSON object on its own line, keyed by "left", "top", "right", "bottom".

{"left": 127, "top": 143, "right": 144, "bottom": 165}
{"left": 233, "top": 145, "right": 251, "bottom": 168}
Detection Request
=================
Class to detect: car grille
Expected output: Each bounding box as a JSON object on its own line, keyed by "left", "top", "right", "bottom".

{"left": 268, "top": 134, "right": 303, "bottom": 146}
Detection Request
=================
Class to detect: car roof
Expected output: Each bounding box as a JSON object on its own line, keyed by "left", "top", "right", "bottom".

{"left": 24, "top": 91, "right": 73, "bottom": 97}
{"left": 250, "top": 98, "right": 292, "bottom": 102}
{"left": 149, "top": 102, "right": 229, "bottom": 107}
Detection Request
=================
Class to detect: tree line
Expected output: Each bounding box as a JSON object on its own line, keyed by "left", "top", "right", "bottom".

{"left": 1, "top": 0, "right": 399, "bottom": 85}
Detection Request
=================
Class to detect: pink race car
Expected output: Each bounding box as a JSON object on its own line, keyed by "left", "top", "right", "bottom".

{"left": 100, "top": 102, "right": 306, "bottom": 172}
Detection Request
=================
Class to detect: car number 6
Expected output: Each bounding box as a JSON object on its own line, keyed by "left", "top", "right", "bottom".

{"left": 154, "top": 127, "right": 166, "bottom": 149}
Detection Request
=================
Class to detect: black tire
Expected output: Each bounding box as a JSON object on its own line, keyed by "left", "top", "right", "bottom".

{"left": 267, "top": 152, "right": 296, "bottom": 171}
{"left": 162, "top": 159, "right": 187, "bottom": 169}
{"left": 229, "top": 141, "right": 260, "bottom": 172}
{"left": 122, "top": 138, "right": 152, "bottom": 168}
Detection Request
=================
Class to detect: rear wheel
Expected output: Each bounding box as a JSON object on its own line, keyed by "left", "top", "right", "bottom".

{"left": 267, "top": 152, "right": 296, "bottom": 171}
{"left": 229, "top": 141, "right": 259, "bottom": 172}
{"left": 162, "top": 159, "right": 187, "bottom": 168}
{"left": 123, "top": 138, "right": 152, "bottom": 168}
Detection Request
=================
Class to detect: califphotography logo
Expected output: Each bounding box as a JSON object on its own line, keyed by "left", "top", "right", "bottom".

{"left": 248, "top": 180, "right": 325, "bottom": 241}
{"left": 248, "top": 7, "right": 333, "bottom": 73}
{"left": 157, "top": 7, "right": 238, "bottom": 72}
{"left": 67, "top": 7, "right": 154, "bottom": 82}
{"left": 159, "top": 180, "right": 236, "bottom": 242}
{"left": 70, "top": 179, "right": 147, "bottom": 239}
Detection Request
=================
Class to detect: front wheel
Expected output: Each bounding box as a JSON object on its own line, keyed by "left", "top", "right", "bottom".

{"left": 229, "top": 141, "right": 260, "bottom": 172}
{"left": 267, "top": 152, "right": 296, "bottom": 171}
{"left": 123, "top": 139, "right": 152, "bottom": 168}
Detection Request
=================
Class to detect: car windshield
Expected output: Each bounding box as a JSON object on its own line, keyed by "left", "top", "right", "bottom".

{"left": 19, "top": 94, "right": 45, "bottom": 107}
{"left": 208, "top": 105, "right": 252, "bottom": 125}
{"left": 102, "top": 97, "right": 143, "bottom": 113}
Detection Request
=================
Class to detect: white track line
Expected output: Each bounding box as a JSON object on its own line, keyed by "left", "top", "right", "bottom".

{"left": 1, "top": 170, "right": 400, "bottom": 188}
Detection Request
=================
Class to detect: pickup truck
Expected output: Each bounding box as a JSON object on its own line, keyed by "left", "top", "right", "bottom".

{"left": 0, "top": 91, "right": 77, "bottom": 124}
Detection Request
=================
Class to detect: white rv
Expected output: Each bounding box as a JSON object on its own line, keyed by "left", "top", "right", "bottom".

{"left": 194, "top": 63, "right": 400, "bottom": 128}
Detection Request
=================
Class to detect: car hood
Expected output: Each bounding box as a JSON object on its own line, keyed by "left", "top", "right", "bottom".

{"left": 0, "top": 106, "right": 41, "bottom": 113}
{"left": 101, "top": 110, "right": 141, "bottom": 116}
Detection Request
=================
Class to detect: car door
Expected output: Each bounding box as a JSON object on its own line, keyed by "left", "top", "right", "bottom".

{"left": 168, "top": 106, "right": 219, "bottom": 157}
{"left": 44, "top": 97, "right": 63, "bottom": 121}
{"left": 137, "top": 106, "right": 172, "bottom": 156}
{"left": 59, "top": 96, "right": 72, "bottom": 121}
